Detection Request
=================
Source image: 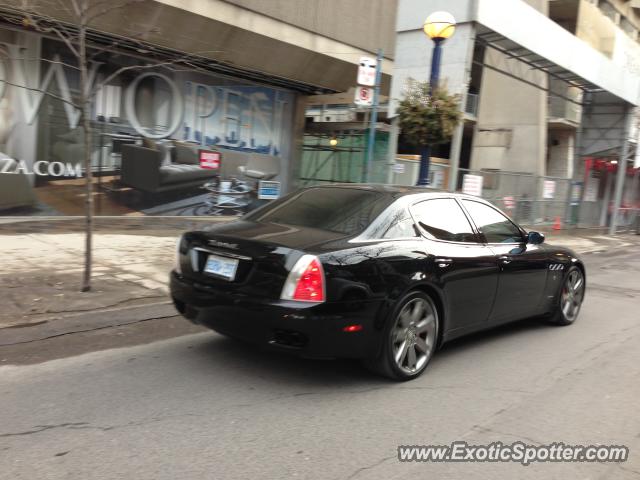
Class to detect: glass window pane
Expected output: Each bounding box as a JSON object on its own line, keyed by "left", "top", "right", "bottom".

{"left": 246, "top": 187, "right": 390, "bottom": 235}
{"left": 381, "top": 209, "right": 418, "bottom": 239}
{"left": 411, "top": 198, "right": 477, "bottom": 243}
{"left": 462, "top": 200, "right": 523, "bottom": 244}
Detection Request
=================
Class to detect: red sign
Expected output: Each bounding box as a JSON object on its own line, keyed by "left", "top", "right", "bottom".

{"left": 503, "top": 196, "right": 515, "bottom": 210}
{"left": 354, "top": 86, "right": 373, "bottom": 106}
{"left": 199, "top": 150, "right": 221, "bottom": 170}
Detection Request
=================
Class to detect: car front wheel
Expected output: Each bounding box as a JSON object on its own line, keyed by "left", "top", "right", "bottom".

{"left": 550, "top": 266, "right": 585, "bottom": 326}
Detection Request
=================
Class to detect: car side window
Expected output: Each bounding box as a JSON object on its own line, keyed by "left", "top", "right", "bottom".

{"left": 462, "top": 200, "right": 523, "bottom": 244}
{"left": 410, "top": 198, "right": 478, "bottom": 243}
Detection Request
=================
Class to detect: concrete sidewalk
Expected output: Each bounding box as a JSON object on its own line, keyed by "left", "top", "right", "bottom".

{"left": 1, "top": 217, "right": 638, "bottom": 333}
{"left": 0, "top": 217, "right": 226, "bottom": 331}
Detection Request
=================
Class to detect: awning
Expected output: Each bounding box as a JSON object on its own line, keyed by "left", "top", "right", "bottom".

{"left": 475, "top": 27, "right": 602, "bottom": 94}
{"left": 474, "top": 0, "right": 640, "bottom": 105}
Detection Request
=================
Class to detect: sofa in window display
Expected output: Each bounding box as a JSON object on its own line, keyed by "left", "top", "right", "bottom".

{"left": 120, "top": 140, "right": 281, "bottom": 195}
{"left": 120, "top": 140, "right": 218, "bottom": 194}
{"left": 237, "top": 154, "right": 280, "bottom": 182}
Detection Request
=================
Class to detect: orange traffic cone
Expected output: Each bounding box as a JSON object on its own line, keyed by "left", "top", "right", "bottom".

{"left": 552, "top": 216, "right": 562, "bottom": 231}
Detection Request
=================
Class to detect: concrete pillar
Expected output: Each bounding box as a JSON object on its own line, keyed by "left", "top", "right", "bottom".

{"left": 448, "top": 121, "right": 464, "bottom": 191}
{"left": 448, "top": 23, "right": 476, "bottom": 192}
{"left": 286, "top": 93, "right": 308, "bottom": 193}
{"left": 386, "top": 117, "right": 399, "bottom": 184}
{"left": 600, "top": 172, "right": 613, "bottom": 227}
{"left": 609, "top": 104, "right": 632, "bottom": 235}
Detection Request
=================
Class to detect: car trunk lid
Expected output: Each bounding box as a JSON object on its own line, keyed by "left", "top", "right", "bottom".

{"left": 178, "top": 220, "right": 349, "bottom": 299}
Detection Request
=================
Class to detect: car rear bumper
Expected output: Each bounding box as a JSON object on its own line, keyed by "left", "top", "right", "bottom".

{"left": 169, "top": 271, "right": 385, "bottom": 359}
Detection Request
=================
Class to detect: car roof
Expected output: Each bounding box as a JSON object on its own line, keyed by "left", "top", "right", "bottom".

{"left": 306, "top": 183, "right": 484, "bottom": 202}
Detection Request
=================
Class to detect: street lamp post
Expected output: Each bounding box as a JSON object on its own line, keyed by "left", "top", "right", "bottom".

{"left": 417, "top": 11, "right": 456, "bottom": 187}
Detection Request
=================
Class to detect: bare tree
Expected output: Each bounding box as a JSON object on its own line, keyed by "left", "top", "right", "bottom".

{"left": 0, "top": 0, "right": 214, "bottom": 291}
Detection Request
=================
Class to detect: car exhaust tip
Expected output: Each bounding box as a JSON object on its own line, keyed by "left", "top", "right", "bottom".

{"left": 269, "top": 329, "right": 308, "bottom": 349}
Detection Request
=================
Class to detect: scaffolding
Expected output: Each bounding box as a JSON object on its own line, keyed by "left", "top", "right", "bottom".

{"left": 300, "top": 129, "right": 389, "bottom": 186}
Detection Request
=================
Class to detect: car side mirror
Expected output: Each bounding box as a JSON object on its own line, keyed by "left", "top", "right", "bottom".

{"left": 527, "top": 231, "right": 545, "bottom": 245}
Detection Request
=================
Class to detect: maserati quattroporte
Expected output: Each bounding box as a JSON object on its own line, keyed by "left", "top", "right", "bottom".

{"left": 170, "top": 185, "right": 585, "bottom": 380}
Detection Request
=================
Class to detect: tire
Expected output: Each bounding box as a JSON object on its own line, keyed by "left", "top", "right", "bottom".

{"left": 549, "top": 266, "right": 585, "bottom": 326}
{"left": 365, "top": 291, "right": 439, "bottom": 381}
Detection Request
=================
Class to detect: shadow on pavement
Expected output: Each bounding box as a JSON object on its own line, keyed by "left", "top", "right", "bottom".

{"left": 191, "top": 334, "right": 382, "bottom": 387}
{"left": 186, "top": 316, "right": 552, "bottom": 386}
{"left": 437, "top": 316, "right": 550, "bottom": 359}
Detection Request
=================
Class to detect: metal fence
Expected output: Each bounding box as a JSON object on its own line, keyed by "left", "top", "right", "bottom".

{"left": 611, "top": 206, "right": 640, "bottom": 234}
{"left": 438, "top": 167, "right": 639, "bottom": 231}
{"left": 452, "top": 168, "right": 573, "bottom": 226}
{"left": 388, "top": 161, "right": 577, "bottom": 226}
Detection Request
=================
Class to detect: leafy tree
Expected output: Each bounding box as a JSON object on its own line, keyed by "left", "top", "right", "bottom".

{"left": 397, "top": 78, "right": 461, "bottom": 148}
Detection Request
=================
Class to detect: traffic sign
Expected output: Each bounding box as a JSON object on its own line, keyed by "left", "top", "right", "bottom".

{"left": 354, "top": 86, "right": 374, "bottom": 106}
{"left": 258, "top": 181, "right": 281, "bottom": 200}
{"left": 543, "top": 180, "right": 556, "bottom": 199}
{"left": 503, "top": 196, "right": 515, "bottom": 210}
{"left": 357, "top": 57, "right": 376, "bottom": 86}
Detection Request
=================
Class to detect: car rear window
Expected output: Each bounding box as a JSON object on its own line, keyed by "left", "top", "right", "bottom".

{"left": 245, "top": 187, "right": 390, "bottom": 235}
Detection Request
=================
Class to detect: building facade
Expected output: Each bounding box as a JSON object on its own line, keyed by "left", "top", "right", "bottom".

{"left": 390, "top": 0, "right": 640, "bottom": 228}
{"left": 0, "top": 0, "right": 396, "bottom": 216}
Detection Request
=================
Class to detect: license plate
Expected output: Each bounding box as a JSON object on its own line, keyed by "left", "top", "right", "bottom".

{"left": 204, "top": 254, "right": 239, "bottom": 281}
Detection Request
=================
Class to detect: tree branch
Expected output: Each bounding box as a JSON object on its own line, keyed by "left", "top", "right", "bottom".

{"left": 68, "top": 0, "right": 81, "bottom": 18}
{"left": 0, "top": 78, "right": 79, "bottom": 108}
{"left": 85, "top": 0, "right": 146, "bottom": 24}
{"left": 0, "top": 50, "right": 81, "bottom": 71}
{"left": 88, "top": 50, "right": 223, "bottom": 97}
{"left": 7, "top": 3, "right": 81, "bottom": 57}
{"left": 53, "top": 0, "right": 73, "bottom": 17}
{"left": 89, "top": 59, "right": 190, "bottom": 97}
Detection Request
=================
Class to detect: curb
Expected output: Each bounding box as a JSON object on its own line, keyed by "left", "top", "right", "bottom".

{"left": 0, "top": 302, "right": 178, "bottom": 347}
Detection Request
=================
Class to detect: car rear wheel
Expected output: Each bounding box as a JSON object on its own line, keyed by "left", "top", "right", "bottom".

{"left": 550, "top": 266, "right": 585, "bottom": 326}
{"left": 365, "top": 291, "right": 439, "bottom": 381}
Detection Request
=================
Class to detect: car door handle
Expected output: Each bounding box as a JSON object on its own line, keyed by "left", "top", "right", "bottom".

{"left": 435, "top": 258, "right": 453, "bottom": 267}
{"left": 499, "top": 255, "right": 511, "bottom": 264}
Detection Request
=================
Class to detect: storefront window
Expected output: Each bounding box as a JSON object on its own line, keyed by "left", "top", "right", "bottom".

{"left": 0, "top": 34, "right": 296, "bottom": 217}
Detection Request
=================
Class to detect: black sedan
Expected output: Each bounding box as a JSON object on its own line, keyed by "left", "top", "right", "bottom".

{"left": 170, "top": 184, "right": 586, "bottom": 380}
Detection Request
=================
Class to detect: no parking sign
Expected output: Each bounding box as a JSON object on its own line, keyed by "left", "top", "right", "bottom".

{"left": 354, "top": 86, "right": 374, "bottom": 106}
{"left": 503, "top": 196, "right": 515, "bottom": 210}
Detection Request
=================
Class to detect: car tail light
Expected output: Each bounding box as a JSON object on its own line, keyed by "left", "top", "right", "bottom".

{"left": 281, "top": 255, "right": 325, "bottom": 303}
{"left": 343, "top": 324, "right": 363, "bottom": 332}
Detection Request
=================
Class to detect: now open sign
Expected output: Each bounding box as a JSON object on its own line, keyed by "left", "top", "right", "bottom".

{"left": 199, "top": 150, "right": 221, "bottom": 170}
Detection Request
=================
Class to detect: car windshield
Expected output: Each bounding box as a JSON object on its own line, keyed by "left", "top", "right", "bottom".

{"left": 244, "top": 187, "right": 390, "bottom": 235}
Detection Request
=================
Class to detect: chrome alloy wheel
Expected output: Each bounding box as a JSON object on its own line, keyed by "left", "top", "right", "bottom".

{"left": 561, "top": 268, "right": 585, "bottom": 323}
{"left": 391, "top": 297, "right": 437, "bottom": 375}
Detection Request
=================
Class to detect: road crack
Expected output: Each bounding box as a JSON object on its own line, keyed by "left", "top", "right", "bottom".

{"left": 0, "top": 413, "right": 205, "bottom": 439}
{"left": 344, "top": 455, "right": 396, "bottom": 480}
{"left": 0, "top": 423, "right": 96, "bottom": 437}
{"left": 0, "top": 314, "right": 180, "bottom": 347}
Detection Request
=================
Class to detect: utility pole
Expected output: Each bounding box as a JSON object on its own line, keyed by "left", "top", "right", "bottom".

{"left": 365, "top": 48, "right": 383, "bottom": 183}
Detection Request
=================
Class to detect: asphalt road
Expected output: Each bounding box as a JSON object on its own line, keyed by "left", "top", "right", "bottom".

{"left": 1, "top": 249, "right": 639, "bottom": 479}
